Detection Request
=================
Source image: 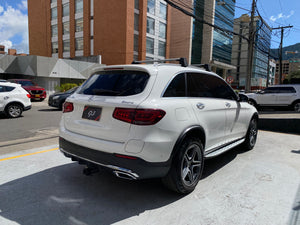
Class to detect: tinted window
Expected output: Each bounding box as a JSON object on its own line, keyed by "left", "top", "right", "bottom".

{"left": 79, "top": 71, "right": 149, "bottom": 96}
{"left": 163, "top": 73, "right": 186, "bottom": 97}
{"left": 261, "top": 87, "right": 277, "bottom": 93}
{"left": 278, "top": 87, "right": 296, "bottom": 93}
{"left": 15, "top": 80, "right": 35, "bottom": 86}
{"left": 187, "top": 73, "right": 237, "bottom": 100}
{"left": 0, "top": 85, "right": 15, "bottom": 92}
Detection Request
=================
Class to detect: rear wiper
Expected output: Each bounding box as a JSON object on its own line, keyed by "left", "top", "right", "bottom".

{"left": 92, "top": 89, "right": 121, "bottom": 96}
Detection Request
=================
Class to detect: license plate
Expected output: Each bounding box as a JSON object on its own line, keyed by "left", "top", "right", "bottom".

{"left": 35, "top": 94, "right": 40, "bottom": 97}
{"left": 82, "top": 106, "right": 102, "bottom": 121}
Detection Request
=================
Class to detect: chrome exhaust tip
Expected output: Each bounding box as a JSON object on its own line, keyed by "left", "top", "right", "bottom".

{"left": 113, "top": 171, "right": 138, "bottom": 180}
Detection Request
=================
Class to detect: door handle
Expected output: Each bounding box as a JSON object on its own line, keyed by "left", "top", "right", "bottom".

{"left": 196, "top": 103, "right": 205, "bottom": 110}
{"left": 225, "top": 102, "right": 231, "bottom": 108}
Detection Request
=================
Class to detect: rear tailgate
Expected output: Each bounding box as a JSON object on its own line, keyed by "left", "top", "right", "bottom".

{"left": 62, "top": 68, "right": 156, "bottom": 142}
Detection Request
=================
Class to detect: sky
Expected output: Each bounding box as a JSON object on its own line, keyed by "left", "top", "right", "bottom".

{"left": 0, "top": 0, "right": 299, "bottom": 54}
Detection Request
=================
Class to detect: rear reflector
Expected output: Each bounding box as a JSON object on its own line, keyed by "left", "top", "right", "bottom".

{"left": 113, "top": 108, "right": 166, "bottom": 125}
{"left": 63, "top": 102, "right": 74, "bottom": 113}
{"left": 114, "top": 154, "right": 137, "bottom": 160}
{"left": 26, "top": 94, "right": 31, "bottom": 98}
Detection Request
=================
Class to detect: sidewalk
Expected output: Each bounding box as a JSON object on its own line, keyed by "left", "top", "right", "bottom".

{"left": 258, "top": 111, "right": 300, "bottom": 135}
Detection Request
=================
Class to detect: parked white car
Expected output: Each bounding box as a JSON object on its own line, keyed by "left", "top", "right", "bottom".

{"left": 246, "top": 84, "right": 300, "bottom": 112}
{"left": 0, "top": 82, "right": 32, "bottom": 118}
{"left": 59, "top": 58, "right": 258, "bottom": 194}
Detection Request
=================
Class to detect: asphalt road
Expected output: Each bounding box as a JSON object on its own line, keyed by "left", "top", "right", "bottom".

{"left": 0, "top": 131, "right": 299, "bottom": 225}
{"left": 0, "top": 100, "right": 61, "bottom": 142}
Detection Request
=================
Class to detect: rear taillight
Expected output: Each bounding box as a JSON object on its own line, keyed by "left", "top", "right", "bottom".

{"left": 63, "top": 102, "right": 74, "bottom": 113}
{"left": 113, "top": 108, "right": 166, "bottom": 125}
{"left": 26, "top": 94, "right": 31, "bottom": 98}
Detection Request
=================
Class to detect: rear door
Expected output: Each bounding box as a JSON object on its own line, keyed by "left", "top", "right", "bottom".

{"left": 257, "top": 87, "right": 277, "bottom": 105}
{"left": 63, "top": 70, "right": 154, "bottom": 142}
{"left": 186, "top": 73, "right": 227, "bottom": 151}
{"left": 275, "top": 87, "right": 297, "bottom": 105}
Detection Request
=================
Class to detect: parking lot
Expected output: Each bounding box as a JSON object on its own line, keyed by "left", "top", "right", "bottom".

{"left": 0, "top": 127, "right": 299, "bottom": 224}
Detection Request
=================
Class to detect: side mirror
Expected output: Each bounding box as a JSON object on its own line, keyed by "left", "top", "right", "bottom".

{"left": 238, "top": 94, "right": 249, "bottom": 102}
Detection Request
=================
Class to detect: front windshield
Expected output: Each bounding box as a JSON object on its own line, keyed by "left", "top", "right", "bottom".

{"left": 18, "top": 80, "right": 35, "bottom": 86}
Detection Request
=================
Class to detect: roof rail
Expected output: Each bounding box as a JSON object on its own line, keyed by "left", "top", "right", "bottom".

{"left": 191, "top": 64, "right": 211, "bottom": 72}
{"left": 132, "top": 57, "right": 188, "bottom": 67}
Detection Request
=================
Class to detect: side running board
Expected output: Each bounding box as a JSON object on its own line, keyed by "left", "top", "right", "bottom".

{"left": 205, "top": 139, "right": 245, "bottom": 158}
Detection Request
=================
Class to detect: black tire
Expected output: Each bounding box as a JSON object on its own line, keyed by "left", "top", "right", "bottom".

{"left": 241, "top": 118, "right": 258, "bottom": 151}
{"left": 162, "top": 137, "right": 204, "bottom": 194}
{"left": 6, "top": 103, "right": 23, "bottom": 118}
{"left": 292, "top": 101, "right": 300, "bottom": 112}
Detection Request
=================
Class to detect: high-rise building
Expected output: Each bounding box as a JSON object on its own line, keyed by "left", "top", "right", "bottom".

{"left": 28, "top": 0, "right": 170, "bottom": 65}
{"left": 231, "top": 14, "right": 271, "bottom": 89}
{"left": 169, "top": 0, "right": 236, "bottom": 78}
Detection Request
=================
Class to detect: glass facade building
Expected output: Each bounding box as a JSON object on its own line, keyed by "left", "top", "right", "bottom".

{"left": 212, "top": 0, "right": 235, "bottom": 65}
{"left": 191, "top": 0, "right": 235, "bottom": 66}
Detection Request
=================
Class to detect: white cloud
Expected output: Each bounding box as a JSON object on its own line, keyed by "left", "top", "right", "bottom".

{"left": 18, "top": 0, "right": 28, "bottom": 11}
{"left": 270, "top": 10, "right": 295, "bottom": 22}
{"left": 0, "top": 4, "right": 28, "bottom": 53}
{"left": 0, "top": 40, "right": 13, "bottom": 51}
{"left": 0, "top": 5, "right": 4, "bottom": 13}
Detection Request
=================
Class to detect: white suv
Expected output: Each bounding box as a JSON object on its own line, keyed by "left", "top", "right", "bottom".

{"left": 246, "top": 85, "right": 300, "bottom": 112}
{"left": 59, "top": 59, "right": 258, "bottom": 194}
{"left": 0, "top": 82, "right": 32, "bottom": 118}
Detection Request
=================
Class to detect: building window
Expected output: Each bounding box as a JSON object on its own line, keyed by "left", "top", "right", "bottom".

{"left": 75, "top": 0, "right": 83, "bottom": 14}
{"left": 63, "top": 3, "right": 69, "bottom": 17}
{"left": 158, "top": 41, "right": 166, "bottom": 57}
{"left": 159, "top": 22, "right": 166, "bottom": 39}
{"left": 146, "top": 37, "right": 154, "bottom": 54}
{"left": 75, "top": 18, "right": 83, "bottom": 32}
{"left": 159, "top": 2, "right": 167, "bottom": 20}
{"left": 63, "top": 22, "right": 70, "bottom": 35}
{"left": 135, "top": 0, "right": 139, "bottom": 10}
{"left": 134, "top": 34, "right": 139, "bottom": 52}
{"left": 52, "top": 42, "right": 58, "bottom": 53}
{"left": 51, "top": 0, "right": 57, "bottom": 3}
{"left": 63, "top": 40, "right": 70, "bottom": 52}
{"left": 147, "top": 17, "right": 155, "bottom": 35}
{"left": 147, "top": 0, "right": 155, "bottom": 15}
{"left": 51, "top": 24, "right": 58, "bottom": 37}
{"left": 75, "top": 38, "right": 84, "bottom": 51}
{"left": 134, "top": 13, "right": 139, "bottom": 32}
{"left": 51, "top": 7, "right": 57, "bottom": 20}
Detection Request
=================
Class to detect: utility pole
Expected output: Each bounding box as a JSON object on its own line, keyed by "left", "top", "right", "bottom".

{"left": 245, "top": 0, "right": 256, "bottom": 92}
{"left": 272, "top": 25, "right": 293, "bottom": 84}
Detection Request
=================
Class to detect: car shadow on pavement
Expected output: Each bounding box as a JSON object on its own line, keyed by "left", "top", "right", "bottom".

{"left": 0, "top": 163, "right": 183, "bottom": 225}
{"left": 202, "top": 146, "right": 242, "bottom": 179}
{"left": 0, "top": 113, "right": 23, "bottom": 120}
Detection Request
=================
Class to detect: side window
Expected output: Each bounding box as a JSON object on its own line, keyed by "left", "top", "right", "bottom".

{"left": 263, "top": 87, "right": 276, "bottom": 93}
{"left": 163, "top": 73, "right": 186, "bottom": 97}
{"left": 0, "top": 86, "right": 4, "bottom": 92}
{"left": 187, "top": 73, "right": 237, "bottom": 100}
{"left": 278, "top": 87, "right": 296, "bottom": 93}
{"left": 5, "top": 86, "right": 15, "bottom": 92}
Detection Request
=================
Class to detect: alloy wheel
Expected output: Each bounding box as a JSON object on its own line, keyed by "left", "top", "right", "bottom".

{"left": 181, "top": 144, "right": 202, "bottom": 187}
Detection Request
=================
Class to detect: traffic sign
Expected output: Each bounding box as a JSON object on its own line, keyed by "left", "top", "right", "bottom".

{"left": 226, "top": 76, "right": 234, "bottom": 84}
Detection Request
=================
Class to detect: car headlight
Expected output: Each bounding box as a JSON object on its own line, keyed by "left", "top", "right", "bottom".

{"left": 53, "top": 96, "right": 60, "bottom": 100}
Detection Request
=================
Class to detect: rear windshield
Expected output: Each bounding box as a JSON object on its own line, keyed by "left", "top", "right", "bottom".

{"left": 78, "top": 70, "right": 150, "bottom": 96}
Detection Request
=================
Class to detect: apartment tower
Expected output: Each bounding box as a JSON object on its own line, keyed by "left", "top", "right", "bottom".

{"left": 28, "top": 0, "right": 170, "bottom": 65}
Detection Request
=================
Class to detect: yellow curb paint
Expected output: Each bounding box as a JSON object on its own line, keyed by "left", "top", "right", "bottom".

{"left": 0, "top": 147, "right": 59, "bottom": 162}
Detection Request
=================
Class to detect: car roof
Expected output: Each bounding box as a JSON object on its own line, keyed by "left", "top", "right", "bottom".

{"left": 8, "top": 79, "right": 32, "bottom": 81}
{"left": 92, "top": 63, "right": 216, "bottom": 77}
{"left": 0, "top": 82, "right": 21, "bottom": 87}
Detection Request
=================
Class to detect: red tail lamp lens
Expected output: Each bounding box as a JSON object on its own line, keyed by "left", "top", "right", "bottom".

{"left": 113, "top": 108, "right": 166, "bottom": 125}
{"left": 63, "top": 102, "right": 74, "bottom": 113}
{"left": 26, "top": 94, "right": 31, "bottom": 98}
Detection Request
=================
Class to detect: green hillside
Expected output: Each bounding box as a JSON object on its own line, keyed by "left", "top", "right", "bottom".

{"left": 270, "top": 43, "right": 300, "bottom": 60}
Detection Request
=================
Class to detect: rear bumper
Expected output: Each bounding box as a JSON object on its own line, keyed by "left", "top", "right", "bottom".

{"left": 59, "top": 137, "right": 171, "bottom": 179}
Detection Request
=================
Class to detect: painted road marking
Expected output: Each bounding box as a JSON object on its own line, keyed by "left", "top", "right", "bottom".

{"left": 0, "top": 147, "right": 59, "bottom": 162}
